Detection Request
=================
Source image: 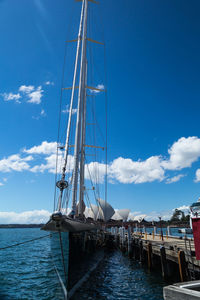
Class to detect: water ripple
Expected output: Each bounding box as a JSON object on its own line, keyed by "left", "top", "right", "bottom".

{"left": 0, "top": 229, "right": 165, "bottom": 300}
{"left": 72, "top": 251, "right": 165, "bottom": 300}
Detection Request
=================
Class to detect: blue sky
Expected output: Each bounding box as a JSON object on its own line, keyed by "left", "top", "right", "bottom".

{"left": 0, "top": 0, "right": 200, "bottom": 223}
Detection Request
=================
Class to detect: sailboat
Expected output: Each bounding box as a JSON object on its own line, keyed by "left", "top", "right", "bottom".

{"left": 42, "top": 0, "right": 114, "bottom": 296}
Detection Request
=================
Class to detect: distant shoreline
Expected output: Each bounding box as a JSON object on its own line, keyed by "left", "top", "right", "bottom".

{"left": 0, "top": 224, "right": 44, "bottom": 228}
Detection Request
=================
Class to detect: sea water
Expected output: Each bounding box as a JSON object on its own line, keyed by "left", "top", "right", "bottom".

{"left": 0, "top": 228, "right": 180, "bottom": 300}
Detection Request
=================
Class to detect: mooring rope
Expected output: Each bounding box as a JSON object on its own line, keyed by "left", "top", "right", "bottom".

{"left": 49, "top": 250, "right": 68, "bottom": 300}
{"left": 58, "top": 231, "right": 68, "bottom": 288}
{"left": 0, "top": 232, "right": 68, "bottom": 299}
{"left": 0, "top": 233, "right": 56, "bottom": 251}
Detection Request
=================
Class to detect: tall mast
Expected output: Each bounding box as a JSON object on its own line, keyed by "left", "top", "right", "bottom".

{"left": 71, "top": 0, "right": 88, "bottom": 215}
{"left": 78, "top": 62, "right": 87, "bottom": 216}
{"left": 57, "top": 0, "right": 85, "bottom": 212}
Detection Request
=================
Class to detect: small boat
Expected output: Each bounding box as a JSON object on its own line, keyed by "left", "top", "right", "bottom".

{"left": 190, "top": 198, "right": 200, "bottom": 218}
{"left": 189, "top": 197, "right": 200, "bottom": 229}
{"left": 178, "top": 228, "right": 193, "bottom": 234}
{"left": 164, "top": 280, "right": 200, "bottom": 299}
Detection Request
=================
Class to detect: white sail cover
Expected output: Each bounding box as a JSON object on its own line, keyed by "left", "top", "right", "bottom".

{"left": 118, "top": 209, "right": 130, "bottom": 222}
{"left": 111, "top": 210, "right": 123, "bottom": 221}
{"left": 97, "top": 198, "right": 115, "bottom": 222}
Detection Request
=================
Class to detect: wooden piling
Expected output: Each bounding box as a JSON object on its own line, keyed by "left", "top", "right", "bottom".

{"left": 116, "top": 231, "right": 200, "bottom": 283}
{"left": 147, "top": 242, "right": 152, "bottom": 270}
{"left": 139, "top": 240, "right": 144, "bottom": 262}
{"left": 160, "top": 246, "right": 168, "bottom": 280}
{"left": 178, "top": 250, "right": 188, "bottom": 282}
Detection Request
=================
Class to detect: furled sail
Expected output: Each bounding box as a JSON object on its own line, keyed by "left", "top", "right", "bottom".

{"left": 97, "top": 198, "right": 115, "bottom": 222}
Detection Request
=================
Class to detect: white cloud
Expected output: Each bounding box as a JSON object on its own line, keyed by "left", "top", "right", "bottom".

{"left": 32, "top": 109, "right": 46, "bottom": 120}
{"left": 40, "top": 109, "right": 45, "bottom": 116}
{"left": 62, "top": 105, "right": 77, "bottom": 115}
{"left": 89, "top": 84, "right": 105, "bottom": 94}
{"left": 0, "top": 178, "right": 7, "bottom": 186}
{"left": 19, "top": 85, "right": 34, "bottom": 93}
{"left": 144, "top": 205, "right": 190, "bottom": 222}
{"left": 145, "top": 210, "right": 174, "bottom": 221}
{"left": 31, "top": 153, "right": 61, "bottom": 174}
{"left": 3, "top": 136, "right": 200, "bottom": 185}
{"left": 85, "top": 161, "right": 106, "bottom": 184}
{"left": 0, "top": 154, "right": 32, "bottom": 173}
{"left": 3, "top": 85, "right": 44, "bottom": 105}
{"left": 109, "top": 156, "right": 165, "bottom": 184}
{"left": 31, "top": 154, "right": 73, "bottom": 174}
{"left": 27, "top": 86, "right": 43, "bottom": 104}
{"left": 45, "top": 81, "right": 54, "bottom": 86}
{"left": 195, "top": 169, "right": 200, "bottom": 182}
{"left": 176, "top": 205, "right": 190, "bottom": 215}
{"left": 128, "top": 211, "right": 142, "bottom": 220}
{"left": 166, "top": 174, "right": 185, "bottom": 184}
{"left": 162, "top": 137, "right": 200, "bottom": 170}
{"left": 24, "top": 141, "right": 57, "bottom": 155}
{"left": 0, "top": 210, "right": 50, "bottom": 224}
{"left": 1, "top": 93, "right": 21, "bottom": 103}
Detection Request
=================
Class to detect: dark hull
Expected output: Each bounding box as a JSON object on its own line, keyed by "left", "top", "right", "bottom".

{"left": 50, "top": 230, "right": 104, "bottom": 298}
{"left": 42, "top": 216, "right": 98, "bottom": 232}
{"left": 42, "top": 216, "right": 104, "bottom": 297}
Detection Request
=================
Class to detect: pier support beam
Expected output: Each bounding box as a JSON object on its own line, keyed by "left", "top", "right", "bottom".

{"left": 139, "top": 240, "right": 144, "bottom": 263}
{"left": 147, "top": 243, "right": 152, "bottom": 270}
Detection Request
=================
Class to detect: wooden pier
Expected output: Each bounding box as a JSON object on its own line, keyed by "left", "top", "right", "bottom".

{"left": 112, "top": 228, "right": 200, "bottom": 282}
